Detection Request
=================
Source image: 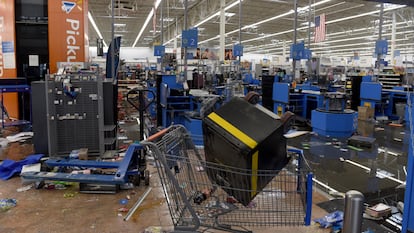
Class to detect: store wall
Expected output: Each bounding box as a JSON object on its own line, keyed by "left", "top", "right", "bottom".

{"left": 0, "top": 0, "right": 19, "bottom": 118}
{"left": 89, "top": 46, "right": 158, "bottom": 63}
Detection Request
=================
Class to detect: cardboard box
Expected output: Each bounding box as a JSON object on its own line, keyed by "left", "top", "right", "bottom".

{"left": 78, "top": 148, "right": 88, "bottom": 160}
{"left": 358, "top": 106, "right": 374, "bottom": 121}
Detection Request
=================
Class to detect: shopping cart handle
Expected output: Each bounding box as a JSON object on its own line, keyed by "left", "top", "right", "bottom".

{"left": 145, "top": 127, "right": 170, "bottom": 142}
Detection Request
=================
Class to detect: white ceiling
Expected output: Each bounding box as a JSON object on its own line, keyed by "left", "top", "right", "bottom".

{"left": 87, "top": 0, "right": 414, "bottom": 57}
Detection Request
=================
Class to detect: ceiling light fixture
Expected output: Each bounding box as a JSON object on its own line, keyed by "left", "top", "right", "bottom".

{"left": 88, "top": 11, "right": 108, "bottom": 47}
{"left": 201, "top": 0, "right": 332, "bottom": 44}
{"left": 237, "top": 4, "right": 406, "bottom": 45}
{"left": 132, "top": 0, "right": 162, "bottom": 47}
{"left": 164, "top": 0, "right": 243, "bottom": 46}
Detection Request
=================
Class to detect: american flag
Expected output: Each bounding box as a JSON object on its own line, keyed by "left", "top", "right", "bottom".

{"left": 314, "top": 13, "right": 326, "bottom": 43}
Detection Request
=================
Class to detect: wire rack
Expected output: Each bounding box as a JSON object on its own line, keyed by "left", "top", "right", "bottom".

{"left": 142, "top": 125, "right": 313, "bottom": 233}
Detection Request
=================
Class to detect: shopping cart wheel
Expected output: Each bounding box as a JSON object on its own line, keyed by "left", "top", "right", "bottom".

{"left": 129, "top": 174, "right": 141, "bottom": 186}
{"left": 144, "top": 170, "right": 150, "bottom": 186}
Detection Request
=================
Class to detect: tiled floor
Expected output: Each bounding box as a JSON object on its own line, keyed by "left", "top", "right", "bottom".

{"left": 1, "top": 113, "right": 406, "bottom": 232}
{"left": 0, "top": 162, "right": 331, "bottom": 233}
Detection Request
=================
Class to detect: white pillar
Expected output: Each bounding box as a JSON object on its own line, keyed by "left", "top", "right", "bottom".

{"left": 219, "top": 0, "right": 225, "bottom": 62}
{"left": 283, "top": 40, "right": 286, "bottom": 58}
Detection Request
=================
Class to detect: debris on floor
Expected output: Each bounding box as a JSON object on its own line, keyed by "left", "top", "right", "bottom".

{"left": 0, "top": 198, "right": 17, "bottom": 212}
{"left": 365, "top": 203, "right": 392, "bottom": 218}
{"left": 5, "top": 132, "right": 33, "bottom": 143}
{"left": 313, "top": 210, "right": 344, "bottom": 230}
{"left": 16, "top": 184, "right": 33, "bottom": 192}
{"left": 63, "top": 192, "right": 77, "bottom": 198}
{"left": 142, "top": 226, "right": 168, "bottom": 233}
{"left": 0, "top": 154, "right": 43, "bottom": 180}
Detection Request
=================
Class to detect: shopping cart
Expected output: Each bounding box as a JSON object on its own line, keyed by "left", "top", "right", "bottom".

{"left": 142, "top": 125, "right": 313, "bottom": 233}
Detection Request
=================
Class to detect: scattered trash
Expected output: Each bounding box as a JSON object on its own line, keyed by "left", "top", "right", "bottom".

{"left": 389, "top": 123, "right": 403, "bottom": 127}
{"left": 374, "top": 127, "right": 385, "bottom": 131}
{"left": 340, "top": 148, "right": 348, "bottom": 152}
{"left": 365, "top": 203, "right": 392, "bottom": 218}
{"left": 21, "top": 163, "right": 41, "bottom": 173}
{"left": 143, "top": 226, "right": 167, "bottom": 233}
{"left": 118, "top": 207, "right": 129, "bottom": 212}
{"left": 339, "top": 157, "right": 345, "bottom": 162}
{"left": 314, "top": 210, "right": 344, "bottom": 229}
{"left": 6, "top": 132, "right": 34, "bottom": 142}
{"left": 195, "top": 166, "right": 204, "bottom": 172}
{"left": 35, "top": 180, "right": 45, "bottom": 189}
{"left": 0, "top": 154, "right": 44, "bottom": 180}
{"left": 126, "top": 195, "right": 131, "bottom": 200}
{"left": 400, "top": 132, "right": 405, "bottom": 135}
{"left": 16, "top": 184, "right": 33, "bottom": 192}
{"left": 393, "top": 137, "right": 403, "bottom": 142}
{"left": 347, "top": 145, "right": 363, "bottom": 152}
{"left": 119, "top": 199, "right": 129, "bottom": 205}
{"left": 283, "top": 130, "right": 309, "bottom": 138}
{"left": 378, "top": 147, "right": 399, "bottom": 156}
{"left": 63, "top": 192, "right": 76, "bottom": 198}
{"left": 0, "top": 198, "right": 17, "bottom": 212}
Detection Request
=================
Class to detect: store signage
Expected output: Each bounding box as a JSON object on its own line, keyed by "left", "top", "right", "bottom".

{"left": 233, "top": 44, "right": 243, "bottom": 57}
{"left": 375, "top": 40, "right": 388, "bottom": 55}
{"left": 154, "top": 45, "right": 165, "bottom": 56}
{"left": 182, "top": 28, "right": 198, "bottom": 48}
{"left": 0, "top": 0, "right": 18, "bottom": 118}
{"left": 49, "top": 0, "right": 89, "bottom": 73}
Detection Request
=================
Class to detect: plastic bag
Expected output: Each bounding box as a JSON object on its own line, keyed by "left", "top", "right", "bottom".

{"left": 314, "top": 210, "right": 344, "bottom": 228}
{"left": 0, "top": 198, "right": 17, "bottom": 212}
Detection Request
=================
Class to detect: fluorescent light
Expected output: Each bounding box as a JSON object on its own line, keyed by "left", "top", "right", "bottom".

{"left": 194, "top": 0, "right": 243, "bottom": 28}
{"left": 114, "top": 23, "right": 126, "bottom": 27}
{"left": 327, "top": 4, "right": 406, "bottom": 24}
{"left": 132, "top": 0, "right": 162, "bottom": 47}
{"left": 88, "top": 11, "right": 108, "bottom": 47}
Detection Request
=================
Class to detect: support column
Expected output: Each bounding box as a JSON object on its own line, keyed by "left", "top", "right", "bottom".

{"left": 292, "top": 0, "right": 298, "bottom": 79}
{"left": 219, "top": 0, "right": 226, "bottom": 62}
{"left": 183, "top": 0, "right": 188, "bottom": 80}
{"left": 376, "top": 3, "right": 384, "bottom": 71}
{"left": 391, "top": 12, "right": 396, "bottom": 64}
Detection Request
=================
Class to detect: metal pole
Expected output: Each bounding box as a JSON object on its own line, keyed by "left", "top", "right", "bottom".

{"left": 376, "top": 3, "right": 384, "bottom": 71}
{"left": 111, "top": 0, "right": 115, "bottom": 79}
{"left": 238, "top": 0, "right": 242, "bottom": 63}
{"left": 292, "top": 0, "right": 298, "bottom": 80}
{"left": 160, "top": 0, "right": 164, "bottom": 44}
{"left": 183, "top": 0, "right": 188, "bottom": 81}
{"left": 308, "top": 0, "right": 312, "bottom": 48}
{"left": 379, "top": 3, "right": 384, "bottom": 40}
{"left": 219, "top": 0, "right": 225, "bottom": 62}
{"left": 391, "top": 12, "right": 396, "bottom": 64}
{"left": 342, "top": 190, "right": 364, "bottom": 233}
{"left": 123, "top": 187, "right": 152, "bottom": 221}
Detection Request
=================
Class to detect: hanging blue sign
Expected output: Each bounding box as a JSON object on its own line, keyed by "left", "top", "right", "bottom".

{"left": 375, "top": 40, "right": 388, "bottom": 55}
{"left": 303, "top": 49, "right": 312, "bottom": 60}
{"left": 233, "top": 44, "right": 243, "bottom": 57}
{"left": 290, "top": 42, "right": 305, "bottom": 60}
{"left": 182, "top": 28, "right": 198, "bottom": 48}
{"left": 154, "top": 45, "right": 165, "bottom": 56}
